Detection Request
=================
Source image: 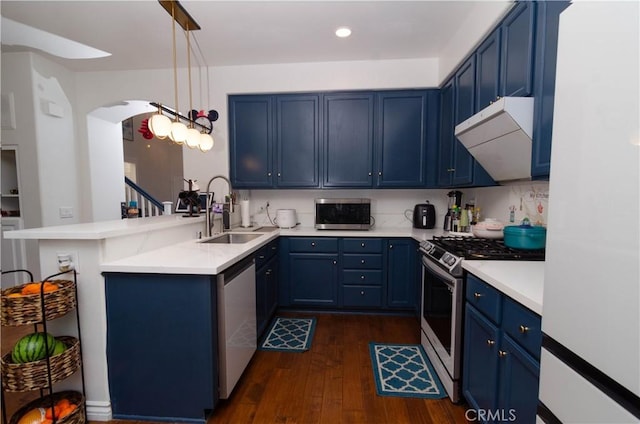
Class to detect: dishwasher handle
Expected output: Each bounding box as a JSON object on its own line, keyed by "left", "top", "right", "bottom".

{"left": 220, "top": 256, "right": 255, "bottom": 284}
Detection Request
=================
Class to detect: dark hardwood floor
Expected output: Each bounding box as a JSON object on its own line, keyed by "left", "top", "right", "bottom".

{"left": 2, "top": 312, "right": 471, "bottom": 424}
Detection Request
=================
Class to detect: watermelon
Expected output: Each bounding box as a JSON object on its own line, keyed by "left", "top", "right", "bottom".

{"left": 52, "top": 340, "right": 67, "bottom": 356}
{"left": 11, "top": 332, "right": 56, "bottom": 363}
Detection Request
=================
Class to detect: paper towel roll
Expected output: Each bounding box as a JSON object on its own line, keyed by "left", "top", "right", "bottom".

{"left": 241, "top": 200, "right": 251, "bottom": 227}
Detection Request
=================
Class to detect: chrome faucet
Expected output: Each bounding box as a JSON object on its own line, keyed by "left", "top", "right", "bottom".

{"left": 205, "top": 175, "right": 234, "bottom": 237}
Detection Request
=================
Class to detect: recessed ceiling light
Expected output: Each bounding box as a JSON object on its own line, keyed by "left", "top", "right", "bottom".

{"left": 335, "top": 27, "right": 352, "bottom": 38}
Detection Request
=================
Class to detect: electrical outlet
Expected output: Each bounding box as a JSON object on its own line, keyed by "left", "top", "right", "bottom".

{"left": 57, "top": 251, "right": 79, "bottom": 273}
{"left": 59, "top": 206, "right": 73, "bottom": 218}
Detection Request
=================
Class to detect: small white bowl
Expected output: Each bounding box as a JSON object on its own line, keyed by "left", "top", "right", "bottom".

{"left": 472, "top": 227, "right": 504, "bottom": 239}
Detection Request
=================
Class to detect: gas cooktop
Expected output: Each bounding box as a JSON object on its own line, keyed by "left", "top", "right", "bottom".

{"left": 419, "top": 236, "right": 545, "bottom": 277}
{"left": 430, "top": 236, "right": 546, "bottom": 261}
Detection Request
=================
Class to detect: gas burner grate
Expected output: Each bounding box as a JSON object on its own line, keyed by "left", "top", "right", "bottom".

{"left": 431, "top": 236, "right": 545, "bottom": 261}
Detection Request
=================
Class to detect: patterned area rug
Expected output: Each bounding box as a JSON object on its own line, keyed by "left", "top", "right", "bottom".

{"left": 369, "top": 343, "right": 447, "bottom": 398}
{"left": 260, "top": 317, "right": 316, "bottom": 352}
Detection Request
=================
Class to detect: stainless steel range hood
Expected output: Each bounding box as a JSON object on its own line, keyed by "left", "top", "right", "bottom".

{"left": 454, "top": 97, "right": 534, "bottom": 182}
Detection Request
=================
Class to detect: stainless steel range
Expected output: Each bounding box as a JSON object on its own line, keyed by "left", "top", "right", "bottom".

{"left": 418, "top": 236, "right": 545, "bottom": 402}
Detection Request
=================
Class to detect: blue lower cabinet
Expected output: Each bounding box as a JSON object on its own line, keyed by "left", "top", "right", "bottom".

{"left": 343, "top": 285, "right": 383, "bottom": 307}
{"left": 105, "top": 273, "right": 218, "bottom": 423}
{"left": 289, "top": 253, "right": 338, "bottom": 306}
{"left": 463, "top": 273, "right": 542, "bottom": 424}
{"left": 463, "top": 304, "right": 500, "bottom": 416}
{"left": 386, "top": 239, "right": 418, "bottom": 309}
{"left": 497, "top": 335, "right": 540, "bottom": 424}
{"left": 256, "top": 254, "right": 278, "bottom": 339}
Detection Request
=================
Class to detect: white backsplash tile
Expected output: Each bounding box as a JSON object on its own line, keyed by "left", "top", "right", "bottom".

{"left": 237, "top": 182, "right": 550, "bottom": 230}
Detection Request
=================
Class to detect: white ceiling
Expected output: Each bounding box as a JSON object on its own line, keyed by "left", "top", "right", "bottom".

{"left": 0, "top": 0, "right": 512, "bottom": 73}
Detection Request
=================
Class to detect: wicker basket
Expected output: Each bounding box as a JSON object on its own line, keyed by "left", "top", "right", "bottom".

{"left": 9, "top": 390, "right": 85, "bottom": 424}
{"left": 1, "top": 280, "right": 76, "bottom": 326}
{"left": 1, "top": 336, "right": 81, "bottom": 392}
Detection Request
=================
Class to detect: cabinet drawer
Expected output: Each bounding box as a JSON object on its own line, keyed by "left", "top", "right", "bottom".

{"left": 255, "top": 239, "right": 279, "bottom": 269}
{"left": 342, "top": 270, "right": 383, "bottom": 286}
{"left": 342, "top": 254, "right": 383, "bottom": 269}
{"left": 343, "top": 238, "right": 383, "bottom": 253}
{"left": 466, "top": 274, "right": 502, "bottom": 324}
{"left": 343, "top": 286, "right": 382, "bottom": 307}
{"left": 289, "top": 237, "right": 338, "bottom": 253}
{"left": 502, "top": 298, "right": 542, "bottom": 360}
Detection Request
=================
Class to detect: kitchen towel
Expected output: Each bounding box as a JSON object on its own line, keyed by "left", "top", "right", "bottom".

{"left": 240, "top": 199, "right": 250, "bottom": 227}
{"left": 259, "top": 317, "right": 316, "bottom": 352}
{"left": 369, "top": 343, "right": 447, "bottom": 399}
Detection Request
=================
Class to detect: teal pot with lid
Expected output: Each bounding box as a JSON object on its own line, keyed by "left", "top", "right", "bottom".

{"left": 503, "top": 223, "right": 547, "bottom": 250}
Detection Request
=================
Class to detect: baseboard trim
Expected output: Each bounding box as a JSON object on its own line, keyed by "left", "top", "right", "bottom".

{"left": 86, "top": 400, "right": 112, "bottom": 422}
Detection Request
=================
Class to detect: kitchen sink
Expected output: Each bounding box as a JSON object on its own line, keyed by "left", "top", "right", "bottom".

{"left": 200, "top": 233, "right": 263, "bottom": 244}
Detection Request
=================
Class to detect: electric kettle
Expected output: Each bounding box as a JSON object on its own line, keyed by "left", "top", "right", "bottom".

{"left": 274, "top": 209, "right": 297, "bottom": 229}
{"left": 413, "top": 202, "right": 436, "bottom": 229}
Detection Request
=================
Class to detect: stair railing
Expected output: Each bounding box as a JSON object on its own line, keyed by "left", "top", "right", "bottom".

{"left": 124, "top": 177, "right": 166, "bottom": 218}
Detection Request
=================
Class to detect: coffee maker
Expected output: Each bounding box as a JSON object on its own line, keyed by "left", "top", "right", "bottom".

{"left": 443, "top": 190, "right": 463, "bottom": 231}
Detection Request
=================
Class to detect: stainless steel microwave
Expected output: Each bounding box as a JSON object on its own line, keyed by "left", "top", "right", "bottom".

{"left": 314, "top": 198, "right": 372, "bottom": 230}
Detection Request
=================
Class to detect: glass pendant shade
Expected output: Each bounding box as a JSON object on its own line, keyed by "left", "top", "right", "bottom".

{"left": 148, "top": 113, "right": 171, "bottom": 139}
{"left": 169, "top": 121, "right": 187, "bottom": 144}
{"left": 185, "top": 127, "right": 201, "bottom": 148}
{"left": 199, "top": 133, "right": 214, "bottom": 152}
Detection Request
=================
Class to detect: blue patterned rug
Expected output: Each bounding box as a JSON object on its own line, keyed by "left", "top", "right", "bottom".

{"left": 260, "top": 317, "right": 316, "bottom": 352}
{"left": 369, "top": 343, "right": 447, "bottom": 398}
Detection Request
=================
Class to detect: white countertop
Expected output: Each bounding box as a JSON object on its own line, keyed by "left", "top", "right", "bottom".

{"left": 4, "top": 215, "right": 206, "bottom": 240}
{"left": 462, "top": 260, "right": 545, "bottom": 315}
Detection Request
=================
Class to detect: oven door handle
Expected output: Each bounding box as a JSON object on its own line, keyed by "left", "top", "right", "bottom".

{"left": 422, "top": 256, "right": 458, "bottom": 288}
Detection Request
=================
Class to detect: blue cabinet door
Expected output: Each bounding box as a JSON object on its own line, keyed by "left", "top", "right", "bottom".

{"left": 256, "top": 255, "right": 279, "bottom": 339}
{"left": 437, "top": 79, "right": 455, "bottom": 187}
{"left": 463, "top": 304, "right": 500, "bottom": 417}
{"left": 229, "top": 95, "right": 274, "bottom": 188}
{"left": 289, "top": 253, "right": 338, "bottom": 306}
{"left": 375, "top": 91, "right": 431, "bottom": 187}
{"left": 531, "top": 1, "right": 570, "bottom": 178}
{"left": 275, "top": 94, "right": 320, "bottom": 187}
{"left": 452, "top": 57, "right": 476, "bottom": 186}
{"left": 500, "top": 2, "right": 536, "bottom": 98}
{"left": 497, "top": 335, "right": 541, "bottom": 424}
{"left": 476, "top": 29, "right": 501, "bottom": 111}
{"left": 323, "top": 93, "right": 374, "bottom": 187}
{"left": 105, "top": 273, "right": 218, "bottom": 422}
{"left": 386, "top": 239, "right": 418, "bottom": 309}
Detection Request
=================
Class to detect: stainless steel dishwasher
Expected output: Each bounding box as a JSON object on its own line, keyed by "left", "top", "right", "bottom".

{"left": 217, "top": 256, "right": 256, "bottom": 399}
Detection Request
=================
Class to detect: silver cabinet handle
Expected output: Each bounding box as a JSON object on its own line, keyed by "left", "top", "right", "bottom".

{"left": 361, "top": 242, "right": 365, "bottom": 247}
{"left": 259, "top": 255, "right": 265, "bottom": 259}
{"left": 389, "top": 244, "right": 393, "bottom": 249}
{"left": 360, "top": 290, "right": 365, "bottom": 295}
{"left": 486, "top": 339, "right": 495, "bottom": 347}
{"left": 277, "top": 172, "right": 281, "bottom": 177}
{"left": 265, "top": 270, "right": 272, "bottom": 275}
{"left": 378, "top": 171, "right": 382, "bottom": 176}
{"left": 311, "top": 242, "right": 315, "bottom": 247}
{"left": 474, "top": 292, "right": 483, "bottom": 299}
{"left": 361, "top": 259, "right": 365, "bottom": 264}
{"left": 267, "top": 172, "right": 272, "bottom": 177}
{"left": 368, "top": 172, "right": 372, "bottom": 176}
{"left": 519, "top": 325, "right": 529, "bottom": 334}
{"left": 498, "top": 350, "right": 508, "bottom": 358}
{"left": 361, "top": 275, "right": 365, "bottom": 280}
{"left": 333, "top": 260, "right": 337, "bottom": 265}
{"left": 271, "top": 246, "right": 277, "bottom": 251}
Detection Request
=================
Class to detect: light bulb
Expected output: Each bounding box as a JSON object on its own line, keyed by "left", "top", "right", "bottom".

{"left": 148, "top": 113, "right": 171, "bottom": 139}
{"left": 169, "top": 121, "right": 187, "bottom": 144}
{"left": 185, "top": 127, "right": 201, "bottom": 148}
{"left": 199, "top": 133, "right": 214, "bottom": 152}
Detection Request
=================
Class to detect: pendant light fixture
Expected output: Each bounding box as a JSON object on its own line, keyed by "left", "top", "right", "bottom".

{"left": 147, "top": 1, "right": 214, "bottom": 151}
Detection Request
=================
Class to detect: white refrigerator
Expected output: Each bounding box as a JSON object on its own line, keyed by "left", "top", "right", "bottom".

{"left": 538, "top": 1, "right": 639, "bottom": 423}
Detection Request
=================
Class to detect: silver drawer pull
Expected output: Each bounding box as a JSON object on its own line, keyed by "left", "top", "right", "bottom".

{"left": 361, "top": 275, "right": 365, "bottom": 280}
{"left": 360, "top": 291, "right": 365, "bottom": 295}
{"left": 498, "top": 350, "right": 508, "bottom": 358}
{"left": 311, "top": 242, "right": 315, "bottom": 247}
{"left": 473, "top": 292, "right": 483, "bottom": 299}
{"left": 259, "top": 255, "right": 265, "bottom": 259}
{"left": 361, "top": 242, "right": 365, "bottom": 247}
{"left": 333, "top": 260, "right": 337, "bottom": 265}
{"left": 361, "top": 259, "right": 365, "bottom": 264}
{"left": 519, "top": 325, "right": 530, "bottom": 334}
{"left": 486, "top": 339, "right": 495, "bottom": 347}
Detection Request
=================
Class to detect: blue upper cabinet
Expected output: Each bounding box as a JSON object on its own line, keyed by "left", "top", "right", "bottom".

{"left": 374, "top": 90, "right": 439, "bottom": 188}
{"left": 229, "top": 94, "right": 320, "bottom": 189}
{"left": 323, "top": 92, "right": 375, "bottom": 187}
{"left": 229, "top": 95, "right": 274, "bottom": 188}
{"left": 452, "top": 56, "right": 476, "bottom": 186}
{"left": 500, "top": 1, "right": 536, "bottom": 98}
{"left": 475, "top": 29, "right": 501, "bottom": 111}
{"left": 275, "top": 94, "right": 320, "bottom": 188}
{"left": 437, "top": 79, "right": 455, "bottom": 187}
{"left": 531, "top": 1, "right": 570, "bottom": 178}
